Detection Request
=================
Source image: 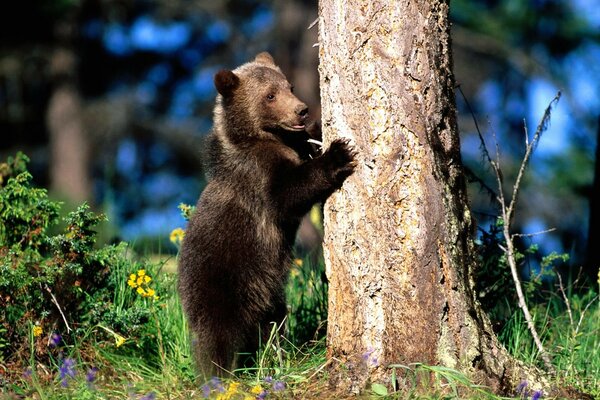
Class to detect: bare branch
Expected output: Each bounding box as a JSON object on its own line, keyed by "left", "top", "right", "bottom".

{"left": 555, "top": 271, "right": 574, "bottom": 328}
{"left": 457, "top": 85, "right": 493, "bottom": 166}
{"left": 575, "top": 295, "right": 599, "bottom": 335}
{"left": 506, "top": 92, "right": 561, "bottom": 225}
{"left": 512, "top": 228, "right": 557, "bottom": 239}
{"left": 44, "top": 284, "right": 72, "bottom": 333}
{"left": 486, "top": 94, "right": 563, "bottom": 374}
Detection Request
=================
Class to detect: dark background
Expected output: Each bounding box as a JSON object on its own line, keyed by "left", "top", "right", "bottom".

{"left": 0, "top": 0, "right": 598, "bottom": 279}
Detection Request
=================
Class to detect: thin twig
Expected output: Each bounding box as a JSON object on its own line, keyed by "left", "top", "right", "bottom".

{"left": 500, "top": 219, "right": 555, "bottom": 372}
{"left": 307, "top": 358, "right": 334, "bottom": 381}
{"left": 512, "top": 227, "right": 556, "bottom": 238}
{"left": 487, "top": 94, "right": 561, "bottom": 374}
{"left": 44, "top": 284, "right": 72, "bottom": 333}
{"left": 555, "top": 270, "right": 574, "bottom": 328}
{"left": 457, "top": 85, "right": 493, "bottom": 166}
{"left": 506, "top": 93, "right": 561, "bottom": 225}
{"left": 575, "top": 295, "right": 599, "bottom": 335}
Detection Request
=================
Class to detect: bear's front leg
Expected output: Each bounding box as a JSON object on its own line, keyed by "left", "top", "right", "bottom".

{"left": 271, "top": 138, "right": 357, "bottom": 217}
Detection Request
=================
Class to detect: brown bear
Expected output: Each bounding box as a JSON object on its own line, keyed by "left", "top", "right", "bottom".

{"left": 178, "top": 52, "right": 356, "bottom": 378}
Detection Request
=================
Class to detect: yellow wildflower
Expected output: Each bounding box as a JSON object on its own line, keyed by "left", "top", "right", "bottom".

{"left": 170, "top": 228, "right": 185, "bottom": 245}
{"left": 32, "top": 326, "right": 43, "bottom": 337}
{"left": 127, "top": 277, "right": 137, "bottom": 288}
{"left": 294, "top": 258, "right": 303, "bottom": 267}
{"left": 128, "top": 269, "right": 159, "bottom": 300}
{"left": 217, "top": 382, "right": 240, "bottom": 400}
{"left": 250, "top": 384, "right": 263, "bottom": 394}
{"left": 115, "top": 334, "right": 126, "bottom": 347}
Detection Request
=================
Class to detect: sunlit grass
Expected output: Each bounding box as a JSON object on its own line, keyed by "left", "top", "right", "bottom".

{"left": 4, "top": 247, "right": 599, "bottom": 399}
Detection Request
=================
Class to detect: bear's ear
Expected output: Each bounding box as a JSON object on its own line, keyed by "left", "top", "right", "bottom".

{"left": 214, "top": 70, "right": 240, "bottom": 97}
{"left": 254, "top": 52, "right": 275, "bottom": 66}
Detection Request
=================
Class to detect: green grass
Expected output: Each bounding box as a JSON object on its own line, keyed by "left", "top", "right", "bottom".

{"left": 2, "top": 248, "right": 599, "bottom": 399}
{"left": 499, "top": 287, "right": 600, "bottom": 398}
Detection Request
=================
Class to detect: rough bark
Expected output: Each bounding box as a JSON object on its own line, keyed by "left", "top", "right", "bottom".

{"left": 318, "top": 0, "right": 545, "bottom": 395}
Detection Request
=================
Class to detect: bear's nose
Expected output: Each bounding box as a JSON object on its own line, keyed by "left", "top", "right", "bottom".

{"left": 296, "top": 104, "right": 308, "bottom": 117}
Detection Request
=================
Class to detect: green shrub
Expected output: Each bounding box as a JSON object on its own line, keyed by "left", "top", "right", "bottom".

{"left": 0, "top": 153, "right": 174, "bottom": 371}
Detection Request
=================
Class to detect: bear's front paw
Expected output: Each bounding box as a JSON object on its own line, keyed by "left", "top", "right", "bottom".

{"left": 324, "top": 138, "right": 357, "bottom": 185}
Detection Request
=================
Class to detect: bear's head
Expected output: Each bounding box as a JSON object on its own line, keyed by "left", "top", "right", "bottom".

{"left": 213, "top": 52, "right": 309, "bottom": 141}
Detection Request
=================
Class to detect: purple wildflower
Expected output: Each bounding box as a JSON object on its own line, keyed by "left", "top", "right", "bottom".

{"left": 209, "top": 377, "right": 224, "bottom": 393}
{"left": 23, "top": 367, "right": 32, "bottom": 379}
{"left": 50, "top": 333, "right": 62, "bottom": 347}
{"left": 257, "top": 390, "right": 269, "bottom": 399}
{"left": 59, "top": 358, "right": 76, "bottom": 387}
{"left": 362, "top": 347, "right": 378, "bottom": 366}
{"left": 140, "top": 392, "right": 156, "bottom": 400}
{"left": 201, "top": 384, "right": 211, "bottom": 398}
{"left": 264, "top": 376, "right": 273, "bottom": 384}
{"left": 86, "top": 367, "right": 98, "bottom": 382}
{"left": 516, "top": 381, "right": 528, "bottom": 394}
{"left": 531, "top": 390, "right": 543, "bottom": 400}
{"left": 362, "top": 347, "right": 374, "bottom": 361}
{"left": 273, "top": 381, "right": 286, "bottom": 391}
{"left": 86, "top": 367, "right": 98, "bottom": 386}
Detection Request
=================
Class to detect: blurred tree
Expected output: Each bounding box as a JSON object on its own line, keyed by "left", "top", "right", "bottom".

{"left": 451, "top": 0, "right": 599, "bottom": 280}
{"left": 0, "top": 0, "right": 596, "bottom": 259}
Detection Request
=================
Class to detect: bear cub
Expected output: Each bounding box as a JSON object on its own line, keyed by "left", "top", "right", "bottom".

{"left": 178, "top": 52, "right": 356, "bottom": 378}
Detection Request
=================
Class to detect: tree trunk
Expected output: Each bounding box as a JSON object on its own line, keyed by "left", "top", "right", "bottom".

{"left": 47, "top": 49, "right": 90, "bottom": 205}
{"left": 318, "top": 0, "right": 544, "bottom": 395}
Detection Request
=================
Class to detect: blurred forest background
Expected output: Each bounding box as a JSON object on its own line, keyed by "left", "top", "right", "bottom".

{"left": 0, "top": 0, "right": 598, "bottom": 281}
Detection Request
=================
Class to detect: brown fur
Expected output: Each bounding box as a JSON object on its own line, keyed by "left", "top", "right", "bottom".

{"left": 178, "top": 52, "right": 355, "bottom": 378}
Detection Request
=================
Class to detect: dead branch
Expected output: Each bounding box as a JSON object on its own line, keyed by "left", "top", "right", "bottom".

{"left": 488, "top": 93, "right": 561, "bottom": 374}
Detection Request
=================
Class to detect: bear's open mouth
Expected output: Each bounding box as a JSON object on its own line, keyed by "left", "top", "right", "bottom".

{"left": 280, "top": 123, "right": 306, "bottom": 131}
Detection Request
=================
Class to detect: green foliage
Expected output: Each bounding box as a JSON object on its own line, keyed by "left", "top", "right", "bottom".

{"left": 475, "top": 218, "right": 571, "bottom": 329}
{"left": 286, "top": 257, "right": 328, "bottom": 345}
{"left": 178, "top": 202, "right": 196, "bottom": 221}
{"left": 2, "top": 153, "right": 598, "bottom": 398}
{"left": 0, "top": 154, "right": 191, "bottom": 381}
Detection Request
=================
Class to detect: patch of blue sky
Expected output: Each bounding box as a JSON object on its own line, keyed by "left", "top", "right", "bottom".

{"left": 526, "top": 78, "right": 570, "bottom": 157}
{"left": 476, "top": 80, "right": 503, "bottom": 114}
{"left": 523, "top": 217, "right": 564, "bottom": 255}
{"left": 146, "top": 63, "right": 172, "bottom": 85}
{"left": 141, "top": 172, "right": 181, "bottom": 203}
{"left": 564, "top": 41, "right": 600, "bottom": 115}
{"left": 121, "top": 207, "right": 186, "bottom": 239}
{"left": 571, "top": 0, "right": 600, "bottom": 27}
{"left": 103, "top": 23, "right": 132, "bottom": 56}
{"left": 169, "top": 80, "right": 196, "bottom": 118}
{"left": 179, "top": 48, "right": 203, "bottom": 70}
{"left": 147, "top": 142, "right": 171, "bottom": 169}
{"left": 115, "top": 139, "right": 139, "bottom": 178}
{"left": 205, "top": 20, "right": 231, "bottom": 44}
{"left": 130, "top": 16, "right": 191, "bottom": 54}
{"left": 193, "top": 68, "right": 218, "bottom": 100}
{"left": 242, "top": 6, "right": 274, "bottom": 37}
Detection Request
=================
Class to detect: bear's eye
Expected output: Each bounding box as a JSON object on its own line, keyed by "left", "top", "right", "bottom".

{"left": 266, "top": 94, "right": 275, "bottom": 101}
{"left": 290, "top": 85, "right": 295, "bottom": 93}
